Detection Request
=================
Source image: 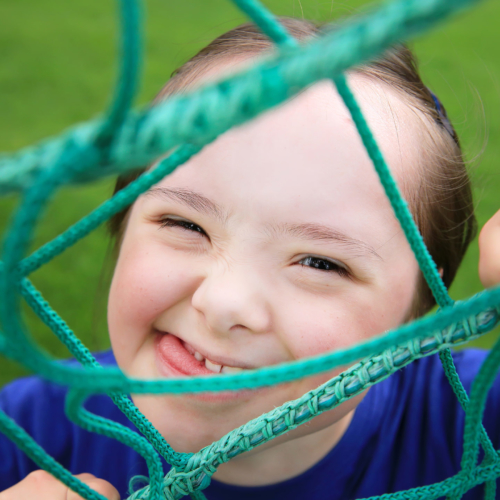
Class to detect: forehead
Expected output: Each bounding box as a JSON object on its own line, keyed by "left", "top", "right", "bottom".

{"left": 149, "top": 75, "right": 425, "bottom": 265}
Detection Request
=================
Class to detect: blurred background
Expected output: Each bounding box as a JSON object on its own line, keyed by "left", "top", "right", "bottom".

{"left": 0, "top": 0, "right": 499, "bottom": 387}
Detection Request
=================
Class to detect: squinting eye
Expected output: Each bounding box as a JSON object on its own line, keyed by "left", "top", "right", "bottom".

{"left": 298, "top": 256, "right": 350, "bottom": 278}
{"left": 159, "top": 217, "right": 207, "bottom": 237}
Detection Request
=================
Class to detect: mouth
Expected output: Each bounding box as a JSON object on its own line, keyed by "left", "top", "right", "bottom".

{"left": 154, "top": 331, "right": 260, "bottom": 402}
{"left": 154, "top": 331, "right": 250, "bottom": 377}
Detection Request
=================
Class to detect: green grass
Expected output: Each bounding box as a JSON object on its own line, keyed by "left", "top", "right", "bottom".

{"left": 1, "top": 0, "right": 499, "bottom": 387}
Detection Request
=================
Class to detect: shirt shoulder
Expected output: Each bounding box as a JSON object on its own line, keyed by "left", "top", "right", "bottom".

{"left": 384, "top": 348, "right": 499, "bottom": 441}
{"left": 367, "top": 348, "right": 500, "bottom": 498}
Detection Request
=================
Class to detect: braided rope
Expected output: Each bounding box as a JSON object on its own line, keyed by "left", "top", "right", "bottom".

{"left": 1, "top": 0, "right": 500, "bottom": 499}
{"left": 126, "top": 308, "right": 500, "bottom": 500}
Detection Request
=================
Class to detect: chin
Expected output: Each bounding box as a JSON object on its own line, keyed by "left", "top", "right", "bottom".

{"left": 130, "top": 392, "right": 267, "bottom": 453}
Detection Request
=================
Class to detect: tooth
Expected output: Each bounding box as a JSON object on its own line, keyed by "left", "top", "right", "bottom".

{"left": 221, "top": 366, "right": 244, "bottom": 374}
{"left": 205, "top": 359, "right": 222, "bottom": 373}
{"left": 194, "top": 351, "right": 204, "bottom": 362}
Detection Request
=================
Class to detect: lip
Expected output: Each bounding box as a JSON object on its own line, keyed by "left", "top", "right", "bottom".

{"left": 154, "top": 331, "right": 264, "bottom": 403}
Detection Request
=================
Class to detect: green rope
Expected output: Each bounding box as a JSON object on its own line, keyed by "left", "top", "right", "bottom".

{"left": 1, "top": 0, "right": 499, "bottom": 499}
{"left": 461, "top": 337, "right": 500, "bottom": 473}
{"left": 2, "top": 285, "right": 499, "bottom": 395}
{"left": 232, "top": 0, "right": 297, "bottom": 50}
{"left": 17, "top": 144, "right": 201, "bottom": 278}
{"left": 333, "top": 74, "right": 452, "bottom": 307}
{"left": 65, "top": 389, "right": 164, "bottom": 500}
{"left": 96, "top": 0, "right": 143, "bottom": 148}
{"left": 438, "top": 349, "right": 497, "bottom": 461}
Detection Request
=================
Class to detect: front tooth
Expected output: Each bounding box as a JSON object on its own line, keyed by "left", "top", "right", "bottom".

{"left": 221, "top": 366, "right": 244, "bottom": 374}
{"left": 205, "top": 359, "right": 222, "bottom": 373}
{"left": 194, "top": 351, "right": 204, "bottom": 362}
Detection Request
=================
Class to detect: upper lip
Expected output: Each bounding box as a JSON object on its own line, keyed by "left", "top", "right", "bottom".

{"left": 156, "top": 330, "right": 257, "bottom": 370}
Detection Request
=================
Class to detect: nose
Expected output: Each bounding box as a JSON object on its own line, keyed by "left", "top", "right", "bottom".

{"left": 191, "top": 264, "right": 272, "bottom": 336}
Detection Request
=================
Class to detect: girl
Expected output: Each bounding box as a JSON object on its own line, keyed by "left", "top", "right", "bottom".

{"left": 2, "top": 18, "right": 500, "bottom": 500}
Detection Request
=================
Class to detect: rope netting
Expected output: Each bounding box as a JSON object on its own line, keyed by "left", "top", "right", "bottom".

{"left": 1, "top": 0, "right": 500, "bottom": 499}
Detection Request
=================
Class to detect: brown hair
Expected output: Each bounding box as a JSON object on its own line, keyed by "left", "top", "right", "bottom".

{"left": 109, "top": 17, "right": 476, "bottom": 318}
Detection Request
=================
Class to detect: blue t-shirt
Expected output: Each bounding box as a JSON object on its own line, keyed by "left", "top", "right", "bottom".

{"left": 0, "top": 349, "right": 499, "bottom": 499}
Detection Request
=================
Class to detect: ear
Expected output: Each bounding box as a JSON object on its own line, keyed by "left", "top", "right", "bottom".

{"left": 478, "top": 209, "right": 500, "bottom": 288}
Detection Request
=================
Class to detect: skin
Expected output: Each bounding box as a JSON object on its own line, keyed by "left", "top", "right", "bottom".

{"left": 4, "top": 75, "right": 500, "bottom": 496}
{"left": 0, "top": 471, "right": 119, "bottom": 500}
{"left": 479, "top": 209, "right": 500, "bottom": 288}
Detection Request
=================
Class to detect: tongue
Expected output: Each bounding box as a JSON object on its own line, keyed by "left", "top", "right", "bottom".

{"left": 156, "top": 333, "right": 215, "bottom": 376}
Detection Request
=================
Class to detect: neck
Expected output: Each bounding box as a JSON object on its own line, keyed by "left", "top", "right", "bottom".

{"left": 212, "top": 409, "right": 355, "bottom": 486}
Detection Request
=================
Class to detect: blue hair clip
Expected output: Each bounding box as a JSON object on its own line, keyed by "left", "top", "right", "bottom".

{"left": 428, "top": 89, "right": 458, "bottom": 144}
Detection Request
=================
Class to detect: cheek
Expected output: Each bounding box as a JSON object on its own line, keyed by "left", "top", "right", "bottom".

{"left": 278, "top": 282, "right": 415, "bottom": 362}
{"left": 280, "top": 285, "right": 415, "bottom": 423}
{"left": 107, "top": 242, "right": 198, "bottom": 363}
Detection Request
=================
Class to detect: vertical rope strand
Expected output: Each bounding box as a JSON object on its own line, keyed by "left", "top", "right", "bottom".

{"left": 438, "top": 349, "right": 496, "bottom": 460}
{"left": 232, "top": 0, "right": 297, "bottom": 49}
{"left": 97, "top": 0, "right": 142, "bottom": 147}
{"left": 334, "top": 73, "right": 452, "bottom": 308}
{"left": 461, "top": 337, "right": 500, "bottom": 474}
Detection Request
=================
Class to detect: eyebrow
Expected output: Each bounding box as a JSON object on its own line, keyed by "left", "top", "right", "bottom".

{"left": 145, "top": 188, "right": 381, "bottom": 260}
{"left": 268, "top": 222, "right": 382, "bottom": 260}
{"left": 145, "top": 187, "right": 227, "bottom": 223}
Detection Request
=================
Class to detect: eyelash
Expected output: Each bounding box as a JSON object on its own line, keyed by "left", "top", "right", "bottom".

{"left": 159, "top": 217, "right": 207, "bottom": 236}
{"left": 298, "top": 256, "right": 350, "bottom": 278}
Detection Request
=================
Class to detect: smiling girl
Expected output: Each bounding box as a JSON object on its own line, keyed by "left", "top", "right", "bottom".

{"left": 1, "top": 18, "right": 500, "bottom": 500}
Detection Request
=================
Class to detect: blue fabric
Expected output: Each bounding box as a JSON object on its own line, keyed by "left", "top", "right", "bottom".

{"left": 1, "top": 349, "right": 499, "bottom": 499}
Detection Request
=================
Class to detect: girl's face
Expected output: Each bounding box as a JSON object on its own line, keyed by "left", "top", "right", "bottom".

{"left": 108, "top": 76, "right": 420, "bottom": 453}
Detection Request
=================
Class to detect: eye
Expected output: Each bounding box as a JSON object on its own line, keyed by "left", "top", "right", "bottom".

{"left": 298, "top": 256, "right": 350, "bottom": 278}
{"left": 159, "top": 217, "right": 208, "bottom": 237}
